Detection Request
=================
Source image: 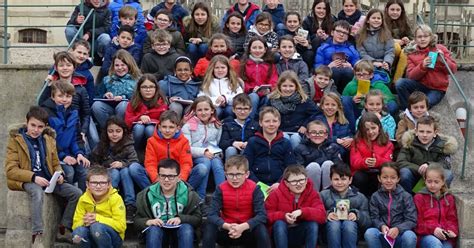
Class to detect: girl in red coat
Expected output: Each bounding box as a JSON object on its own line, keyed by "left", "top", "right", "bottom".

{"left": 265, "top": 165, "right": 326, "bottom": 248}
{"left": 125, "top": 74, "right": 168, "bottom": 152}
{"left": 350, "top": 112, "right": 393, "bottom": 197}
{"left": 415, "top": 164, "right": 459, "bottom": 248}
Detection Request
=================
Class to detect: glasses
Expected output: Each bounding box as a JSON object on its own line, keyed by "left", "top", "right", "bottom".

{"left": 307, "top": 130, "right": 327, "bottom": 137}
{"left": 286, "top": 178, "right": 307, "bottom": 186}
{"left": 88, "top": 181, "right": 109, "bottom": 187}
{"left": 334, "top": 29, "right": 350, "bottom": 36}
{"left": 225, "top": 173, "right": 245, "bottom": 179}
{"left": 234, "top": 107, "right": 251, "bottom": 112}
{"left": 416, "top": 34, "right": 430, "bottom": 39}
{"left": 140, "top": 85, "right": 156, "bottom": 90}
{"left": 158, "top": 174, "right": 178, "bottom": 181}
{"left": 153, "top": 43, "right": 170, "bottom": 48}
{"left": 355, "top": 72, "right": 372, "bottom": 78}
{"left": 156, "top": 18, "right": 170, "bottom": 23}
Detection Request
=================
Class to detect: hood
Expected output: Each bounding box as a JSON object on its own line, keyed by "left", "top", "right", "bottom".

{"left": 156, "top": 129, "right": 182, "bottom": 140}
{"left": 400, "top": 130, "right": 458, "bottom": 154}
{"left": 417, "top": 186, "right": 451, "bottom": 208}
{"left": 8, "top": 123, "right": 56, "bottom": 139}
{"left": 86, "top": 0, "right": 110, "bottom": 9}
{"left": 162, "top": 75, "right": 201, "bottom": 86}
{"left": 51, "top": 71, "right": 88, "bottom": 86}
{"left": 263, "top": 4, "right": 284, "bottom": 13}
{"left": 147, "top": 180, "right": 191, "bottom": 199}
{"left": 76, "top": 59, "right": 94, "bottom": 71}
{"left": 254, "top": 131, "right": 284, "bottom": 144}
{"left": 277, "top": 176, "right": 315, "bottom": 200}
{"left": 84, "top": 187, "right": 119, "bottom": 205}
{"left": 378, "top": 184, "right": 405, "bottom": 195}
{"left": 248, "top": 25, "right": 271, "bottom": 36}
{"left": 371, "top": 69, "right": 390, "bottom": 85}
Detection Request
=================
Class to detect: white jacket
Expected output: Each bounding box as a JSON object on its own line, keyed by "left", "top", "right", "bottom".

{"left": 198, "top": 78, "right": 243, "bottom": 107}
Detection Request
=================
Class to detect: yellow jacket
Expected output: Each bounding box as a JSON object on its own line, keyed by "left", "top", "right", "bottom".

{"left": 72, "top": 187, "right": 126, "bottom": 239}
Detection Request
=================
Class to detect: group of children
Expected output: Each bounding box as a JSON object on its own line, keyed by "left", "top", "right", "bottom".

{"left": 5, "top": 0, "right": 461, "bottom": 247}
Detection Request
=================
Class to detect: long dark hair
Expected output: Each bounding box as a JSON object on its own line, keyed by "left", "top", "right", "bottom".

{"left": 384, "top": 0, "right": 412, "bottom": 39}
{"left": 239, "top": 36, "right": 275, "bottom": 82}
{"left": 94, "top": 116, "right": 132, "bottom": 161}
{"left": 223, "top": 12, "right": 247, "bottom": 35}
{"left": 130, "top": 74, "right": 167, "bottom": 111}
{"left": 188, "top": 2, "right": 213, "bottom": 38}
{"left": 310, "top": 0, "right": 333, "bottom": 34}
{"left": 355, "top": 112, "right": 389, "bottom": 149}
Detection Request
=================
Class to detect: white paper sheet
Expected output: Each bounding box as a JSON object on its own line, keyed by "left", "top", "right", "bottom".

{"left": 44, "top": 171, "right": 62, "bottom": 193}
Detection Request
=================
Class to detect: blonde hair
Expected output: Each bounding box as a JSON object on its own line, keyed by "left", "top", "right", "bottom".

{"left": 354, "top": 59, "right": 374, "bottom": 73}
{"left": 357, "top": 9, "right": 392, "bottom": 47}
{"left": 415, "top": 24, "right": 438, "bottom": 47}
{"left": 320, "top": 92, "right": 348, "bottom": 124}
{"left": 424, "top": 164, "right": 448, "bottom": 195}
{"left": 201, "top": 55, "right": 240, "bottom": 94}
{"left": 268, "top": 71, "right": 308, "bottom": 102}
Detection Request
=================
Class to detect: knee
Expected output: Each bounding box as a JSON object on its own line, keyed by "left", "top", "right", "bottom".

{"left": 89, "top": 223, "right": 107, "bottom": 235}
{"left": 178, "top": 223, "right": 194, "bottom": 237}
{"left": 273, "top": 220, "right": 287, "bottom": 233}
{"left": 306, "top": 162, "right": 322, "bottom": 173}
{"left": 72, "top": 226, "right": 90, "bottom": 243}
{"left": 305, "top": 221, "right": 318, "bottom": 233}
{"left": 321, "top": 160, "right": 334, "bottom": 169}
{"left": 400, "top": 168, "right": 414, "bottom": 180}
{"left": 129, "top": 162, "right": 143, "bottom": 174}
{"left": 364, "top": 227, "right": 380, "bottom": 240}
{"left": 401, "top": 230, "right": 417, "bottom": 244}
{"left": 341, "top": 220, "right": 358, "bottom": 233}
{"left": 194, "top": 163, "right": 210, "bottom": 176}
{"left": 144, "top": 125, "right": 156, "bottom": 137}
{"left": 119, "top": 167, "right": 130, "bottom": 177}
{"left": 326, "top": 220, "right": 341, "bottom": 232}
{"left": 147, "top": 225, "right": 163, "bottom": 237}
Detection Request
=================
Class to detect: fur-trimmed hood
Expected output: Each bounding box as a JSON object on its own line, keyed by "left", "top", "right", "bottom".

{"left": 8, "top": 123, "right": 56, "bottom": 139}
{"left": 400, "top": 129, "right": 457, "bottom": 155}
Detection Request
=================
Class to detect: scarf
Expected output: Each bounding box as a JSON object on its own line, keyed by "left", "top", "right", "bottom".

{"left": 21, "top": 129, "right": 51, "bottom": 180}
{"left": 249, "top": 54, "right": 264, "bottom": 63}
{"left": 204, "top": 48, "right": 234, "bottom": 60}
{"left": 337, "top": 9, "right": 362, "bottom": 25}
{"left": 270, "top": 92, "right": 302, "bottom": 114}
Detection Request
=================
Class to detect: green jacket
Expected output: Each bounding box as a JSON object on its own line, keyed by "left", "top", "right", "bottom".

{"left": 342, "top": 77, "right": 396, "bottom": 109}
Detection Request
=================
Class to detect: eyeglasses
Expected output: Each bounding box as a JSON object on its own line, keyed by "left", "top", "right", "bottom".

{"left": 415, "top": 34, "right": 430, "bottom": 39}
{"left": 334, "top": 29, "right": 350, "bottom": 36}
{"left": 285, "top": 178, "right": 307, "bottom": 186}
{"left": 140, "top": 85, "right": 156, "bottom": 90}
{"left": 153, "top": 43, "right": 170, "bottom": 48}
{"left": 156, "top": 18, "right": 170, "bottom": 23}
{"left": 225, "top": 173, "right": 245, "bottom": 179}
{"left": 234, "top": 107, "right": 251, "bottom": 112}
{"left": 307, "top": 130, "right": 327, "bottom": 137}
{"left": 158, "top": 174, "right": 178, "bottom": 181}
{"left": 355, "top": 72, "right": 372, "bottom": 78}
{"left": 88, "top": 181, "right": 109, "bottom": 187}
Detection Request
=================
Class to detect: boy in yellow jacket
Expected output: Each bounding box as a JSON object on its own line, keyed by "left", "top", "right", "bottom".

{"left": 72, "top": 166, "right": 126, "bottom": 246}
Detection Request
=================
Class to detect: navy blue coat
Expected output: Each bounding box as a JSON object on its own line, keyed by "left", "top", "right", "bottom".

{"left": 75, "top": 60, "right": 95, "bottom": 106}
{"left": 295, "top": 138, "right": 342, "bottom": 166}
{"left": 267, "top": 98, "right": 321, "bottom": 132}
{"left": 314, "top": 114, "right": 353, "bottom": 155}
{"left": 101, "top": 42, "right": 142, "bottom": 75}
{"left": 158, "top": 75, "right": 201, "bottom": 100}
{"left": 219, "top": 117, "right": 259, "bottom": 150}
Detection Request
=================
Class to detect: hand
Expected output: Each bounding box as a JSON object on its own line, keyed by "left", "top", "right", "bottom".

{"left": 268, "top": 183, "right": 279, "bottom": 194}
{"left": 418, "top": 163, "right": 429, "bottom": 176}
{"left": 110, "top": 161, "right": 123, "bottom": 169}
{"left": 348, "top": 212, "right": 357, "bottom": 221}
{"left": 82, "top": 33, "right": 90, "bottom": 41}
{"left": 327, "top": 212, "right": 339, "bottom": 221}
{"left": 374, "top": 112, "right": 382, "bottom": 119}
{"left": 401, "top": 37, "right": 410, "bottom": 45}
{"left": 34, "top": 176, "right": 50, "bottom": 187}
{"left": 104, "top": 92, "right": 114, "bottom": 99}
{"left": 365, "top": 157, "right": 376, "bottom": 167}
{"left": 140, "top": 115, "right": 151, "bottom": 124}
{"left": 342, "top": 62, "right": 352, "bottom": 68}
{"left": 57, "top": 175, "right": 64, "bottom": 185}
{"left": 447, "top": 230, "right": 457, "bottom": 238}
{"left": 328, "top": 60, "right": 342, "bottom": 68}
{"left": 229, "top": 223, "right": 248, "bottom": 239}
{"left": 387, "top": 227, "right": 399, "bottom": 239}
{"left": 297, "top": 126, "right": 306, "bottom": 134}
{"left": 290, "top": 209, "right": 302, "bottom": 219}
{"left": 45, "top": 74, "right": 54, "bottom": 82}
{"left": 373, "top": 62, "right": 384, "bottom": 68}
{"left": 382, "top": 62, "right": 390, "bottom": 71}
{"left": 189, "top": 38, "right": 202, "bottom": 44}
{"left": 232, "top": 141, "right": 246, "bottom": 150}
{"left": 113, "top": 95, "right": 123, "bottom": 101}
{"left": 353, "top": 94, "right": 364, "bottom": 104}
{"left": 63, "top": 156, "right": 77, "bottom": 165}
{"left": 169, "top": 96, "right": 180, "bottom": 103}
{"left": 337, "top": 138, "right": 353, "bottom": 148}
{"left": 434, "top": 227, "right": 447, "bottom": 240}
{"left": 423, "top": 56, "right": 432, "bottom": 68}
{"left": 166, "top": 217, "right": 181, "bottom": 225}
{"left": 381, "top": 225, "right": 390, "bottom": 234}
{"left": 285, "top": 212, "right": 296, "bottom": 224}
{"left": 146, "top": 218, "right": 164, "bottom": 227}
{"left": 215, "top": 96, "right": 226, "bottom": 106}
{"left": 77, "top": 154, "right": 90, "bottom": 168}
{"left": 83, "top": 212, "right": 96, "bottom": 226}
{"left": 204, "top": 150, "right": 214, "bottom": 159}
{"left": 76, "top": 15, "right": 85, "bottom": 24}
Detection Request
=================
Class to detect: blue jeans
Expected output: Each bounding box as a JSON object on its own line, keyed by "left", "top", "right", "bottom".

{"left": 187, "top": 156, "right": 225, "bottom": 199}
{"left": 109, "top": 167, "right": 135, "bottom": 205}
{"left": 306, "top": 161, "right": 334, "bottom": 191}
{"left": 72, "top": 223, "right": 122, "bottom": 248}
{"left": 364, "top": 228, "right": 417, "bottom": 248}
{"left": 187, "top": 42, "right": 208, "bottom": 65}
{"left": 395, "top": 78, "right": 445, "bottom": 110}
{"left": 224, "top": 147, "right": 240, "bottom": 161}
{"left": 132, "top": 123, "right": 156, "bottom": 151}
{"left": 202, "top": 222, "right": 271, "bottom": 247}
{"left": 129, "top": 162, "right": 151, "bottom": 190}
{"left": 341, "top": 95, "right": 362, "bottom": 133}
{"left": 65, "top": 26, "right": 111, "bottom": 57}
{"left": 400, "top": 168, "right": 453, "bottom": 193}
{"left": 249, "top": 92, "right": 265, "bottom": 120}
{"left": 144, "top": 224, "right": 194, "bottom": 248}
{"left": 273, "top": 220, "right": 318, "bottom": 248}
{"left": 331, "top": 67, "right": 354, "bottom": 92}
{"left": 92, "top": 100, "right": 128, "bottom": 129}
{"left": 420, "top": 235, "right": 453, "bottom": 248}
{"left": 326, "top": 220, "right": 358, "bottom": 248}
{"left": 216, "top": 105, "right": 234, "bottom": 120}
{"left": 283, "top": 132, "right": 303, "bottom": 149}
{"left": 61, "top": 162, "right": 87, "bottom": 192}
{"left": 87, "top": 117, "right": 100, "bottom": 150}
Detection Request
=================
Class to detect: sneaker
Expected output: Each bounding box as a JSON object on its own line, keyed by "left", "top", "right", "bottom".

{"left": 56, "top": 227, "right": 73, "bottom": 244}
{"left": 126, "top": 205, "right": 137, "bottom": 224}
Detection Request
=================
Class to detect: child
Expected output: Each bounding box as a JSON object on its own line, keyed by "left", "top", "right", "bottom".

{"left": 42, "top": 81, "right": 90, "bottom": 191}
{"left": 414, "top": 165, "right": 459, "bottom": 248}
{"left": 314, "top": 20, "right": 360, "bottom": 92}
{"left": 109, "top": 1, "right": 145, "bottom": 31}
{"left": 222, "top": 12, "right": 247, "bottom": 58}
{"left": 320, "top": 163, "right": 370, "bottom": 248}
{"left": 221, "top": 0, "right": 261, "bottom": 30}
{"left": 182, "top": 96, "right": 225, "bottom": 199}
{"left": 395, "top": 91, "right": 430, "bottom": 142}
{"left": 146, "top": 0, "right": 189, "bottom": 32}
{"left": 397, "top": 116, "right": 457, "bottom": 193}
{"left": 194, "top": 33, "right": 241, "bottom": 79}
{"left": 240, "top": 36, "right": 278, "bottom": 119}
{"left": 395, "top": 24, "right": 457, "bottom": 110}
{"left": 306, "top": 65, "right": 339, "bottom": 105}
{"left": 141, "top": 29, "right": 180, "bottom": 81}
{"left": 219, "top": 93, "right": 259, "bottom": 160}
{"left": 142, "top": 9, "right": 186, "bottom": 55}
{"left": 356, "top": 9, "right": 395, "bottom": 71}
{"left": 276, "top": 35, "right": 310, "bottom": 84}
{"left": 350, "top": 112, "right": 393, "bottom": 197}
{"left": 89, "top": 116, "right": 146, "bottom": 223}
{"left": 159, "top": 56, "right": 201, "bottom": 118}
{"left": 5, "top": 106, "right": 82, "bottom": 244}
{"left": 342, "top": 59, "right": 398, "bottom": 132}
{"left": 182, "top": 2, "right": 220, "bottom": 64}
{"left": 267, "top": 71, "right": 321, "bottom": 148}
{"left": 125, "top": 74, "right": 168, "bottom": 152}
{"left": 134, "top": 158, "right": 202, "bottom": 248}
{"left": 65, "top": 0, "right": 111, "bottom": 58}
{"left": 93, "top": 49, "right": 141, "bottom": 129}
{"left": 202, "top": 155, "right": 270, "bottom": 247}
{"left": 265, "top": 165, "right": 326, "bottom": 248}
{"left": 262, "top": 0, "right": 286, "bottom": 29}
{"left": 110, "top": 5, "right": 147, "bottom": 48}
{"left": 244, "top": 12, "right": 279, "bottom": 51}
{"left": 198, "top": 55, "right": 243, "bottom": 119}
{"left": 302, "top": 0, "right": 335, "bottom": 51}
{"left": 71, "top": 167, "right": 126, "bottom": 247}
{"left": 364, "top": 163, "right": 417, "bottom": 248}
{"left": 69, "top": 39, "right": 95, "bottom": 106}
{"left": 355, "top": 89, "right": 396, "bottom": 139}
{"left": 101, "top": 25, "right": 142, "bottom": 76}
{"left": 243, "top": 107, "right": 296, "bottom": 191}
{"left": 295, "top": 120, "right": 342, "bottom": 191}
{"left": 336, "top": 0, "right": 365, "bottom": 36}
{"left": 145, "top": 110, "right": 193, "bottom": 184}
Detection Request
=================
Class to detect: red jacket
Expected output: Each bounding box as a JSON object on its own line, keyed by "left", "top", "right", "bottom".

{"left": 221, "top": 179, "right": 256, "bottom": 224}
{"left": 124, "top": 98, "right": 168, "bottom": 128}
{"left": 350, "top": 139, "right": 393, "bottom": 174}
{"left": 406, "top": 44, "right": 457, "bottom": 92}
{"left": 144, "top": 130, "right": 192, "bottom": 182}
{"left": 265, "top": 179, "right": 326, "bottom": 226}
{"left": 242, "top": 59, "right": 278, "bottom": 96}
{"left": 414, "top": 189, "right": 459, "bottom": 247}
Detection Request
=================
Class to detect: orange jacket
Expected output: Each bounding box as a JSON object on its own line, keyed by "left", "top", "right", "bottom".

{"left": 144, "top": 130, "right": 192, "bottom": 183}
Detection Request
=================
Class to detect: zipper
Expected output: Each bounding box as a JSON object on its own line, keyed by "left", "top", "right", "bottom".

{"left": 387, "top": 191, "right": 392, "bottom": 227}
{"left": 167, "top": 141, "right": 170, "bottom": 158}
{"left": 437, "top": 198, "right": 442, "bottom": 224}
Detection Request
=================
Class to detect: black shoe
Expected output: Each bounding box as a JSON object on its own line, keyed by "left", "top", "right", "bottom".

{"left": 126, "top": 205, "right": 137, "bottom": 224}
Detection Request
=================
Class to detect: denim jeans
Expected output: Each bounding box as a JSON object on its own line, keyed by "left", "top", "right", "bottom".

{"left": 249, "top": 92, "right": 264, "bottom": 120}
{"left": 225, "top": 147, "right": 241, "bottom": 161}
{"left": 216, "top": 105, "right": 234, "bottom": 120}
{"left": 65, "top": 26, "right": 111, "bottom": 57}
{"left": 273, "top": 220, "right": 318, "bottom": 248}
{"left": 109, "top": 167, "right": 135, "bottom": 206}
{"left": 400, "top": 168, "right": 454, "bottom": 193}
{"left": 420, "top": 235, "right": 453, "bottom": 248}
{"left": 91, "top": 100, "right": 128, "bottom": 129}
{"left": 72, "top": 223, "right": 123, "bottom": 248}
{"left": 61, "top": 162, "right": 88, "bottom": 192}
{"left": 306, "top": 161, "right": 334, "bottom": 191}
{"left": 129, "top": 162, "right": 151, "bottom": 190}
{"left": 24, "top": 182, "right": 82, "bottom": 233}
{"left": 326, "top": 220, "right": 358, "bottom": 248}
{"left": 202, "top": 222, "right": 271, "bottom": 248}
{"left": 187, "top": 42, "right": 208, "bottom": 65}
{"left": 331, "top": 67, "right": 354, "bottom": 92}
{"left": 87, "top": 117, "right": 100, "bottom": 150}
{"left": 395, "top": 78, "right": 445, "bottom": 110}
{"left": 364, "top": 228, "right": 417, "bottom": 248}
{"left": 132, "top": 123, "right": 156, "bottom": 151}
{"left": 144, "top": 224, "right": 194, "bottom": 248}
{"left": 342, "top": 95, "right": 362, "bottom": 133}
{"left": 187, "top": 156, "right": 225, "bottom": 199}
{"left": 283, "top": 132, "right": 303, "bottom": 149}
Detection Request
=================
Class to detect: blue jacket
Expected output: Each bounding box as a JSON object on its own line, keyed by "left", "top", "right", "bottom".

{"left": 101, "top": 42, "right": 142, "bottom": 75}
{"left": 295, "top": 138, "right": 342, "bottom": 166}
{"left": 267, "top": 98, "right": 321, "bottom": 132}
{"left": 219, "top": 117, "right": 259, "bottom": 150}
{"left": 42, "top": 99, "right": 84, "bottom": 160}
{"left": 221, "top": 2, "right": 261, "bottom": 30}
{"left": 96, "top": 74, "right": 137, "bottom": 100}
{"left": 243, "top": 131, "right": 296, "bottom": 185}
{"left": 108, "top": 0, "right": 144, "bottom": 25}
{"left": 148, "top": 2, "right": 189, "bottom": 32}
{"left": 110, "top": 22, "right": 147, "bottom": 48}
{"left": 314, "top": 114, "right": 353, "bottom": 155}
{"left": 158, "top": 75, "right": 201, "bottom": 100}
{"left": 262, "top": 4, "right": 285, "bottom": 27}
{"left": 314, "top": 38, "right": 360, "bottom": 69}
{"left": 75, "top": 60, "right": 95, "bottom": 106}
